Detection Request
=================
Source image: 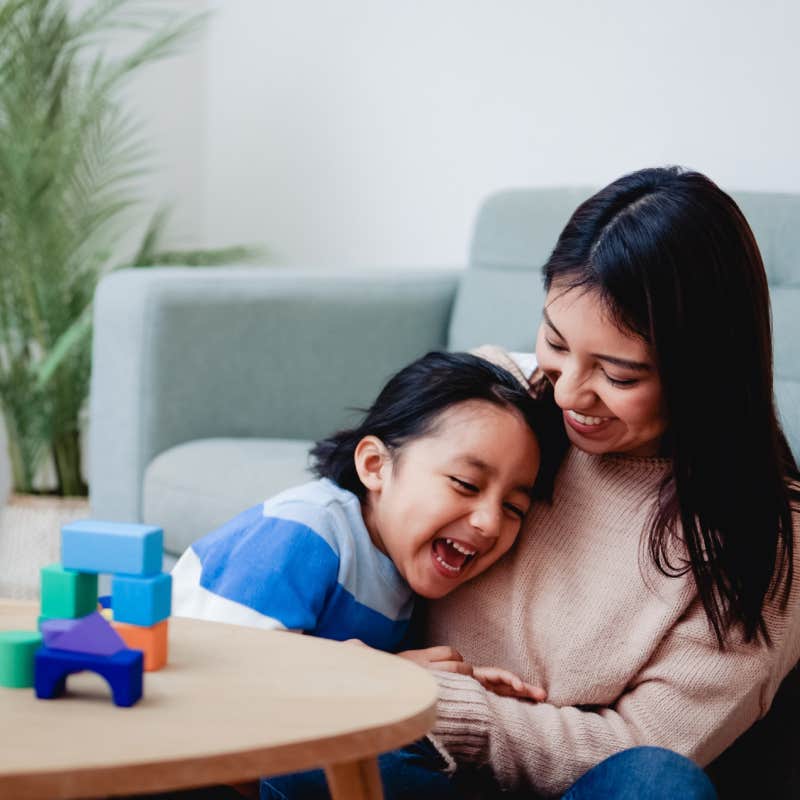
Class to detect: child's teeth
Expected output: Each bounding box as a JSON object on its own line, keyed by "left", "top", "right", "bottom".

{"left": 445, "top": 537, "right": 476, "bottom": 556}
{"left": 435, "top": 554, "right": 461, "bottom": 573}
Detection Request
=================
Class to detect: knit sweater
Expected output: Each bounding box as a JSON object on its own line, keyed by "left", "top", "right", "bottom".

{"left": 426, "top": 420, "right": 800, "bottom": 797}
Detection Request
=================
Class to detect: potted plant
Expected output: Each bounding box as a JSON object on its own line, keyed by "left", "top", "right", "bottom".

{"left": 0, "top": 0, "right": 256, "bottom": 501}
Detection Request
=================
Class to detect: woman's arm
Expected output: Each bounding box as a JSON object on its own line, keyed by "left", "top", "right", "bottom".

{"left": 432, "top": 594, "right": 800, "bottom": 797}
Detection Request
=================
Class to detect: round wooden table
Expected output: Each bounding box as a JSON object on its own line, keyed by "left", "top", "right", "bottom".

{"left": 0, "top": 600, "right": 438, "bottom": 799}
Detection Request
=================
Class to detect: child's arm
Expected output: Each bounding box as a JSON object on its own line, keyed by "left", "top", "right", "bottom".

{"left": 397, "top": 646, "right": 546, "bottom": 702}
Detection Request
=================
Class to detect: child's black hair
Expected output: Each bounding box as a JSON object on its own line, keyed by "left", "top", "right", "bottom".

{"left": 310, "top": 350, "right": 568, "bottom": 502}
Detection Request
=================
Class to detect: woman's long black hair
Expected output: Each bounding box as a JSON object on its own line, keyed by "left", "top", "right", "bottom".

{"left": 541, "top": 166, "right": 799, "bottom": 646}
{"left": 311, "top": 351, "right": 568, "bottom": 504}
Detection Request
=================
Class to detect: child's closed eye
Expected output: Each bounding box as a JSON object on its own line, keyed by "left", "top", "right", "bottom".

{"left": 449, "top": 476, "right": 479, "bottom": 492}
{"left": 503, "top": 502, "right": 527, "bottom": 520}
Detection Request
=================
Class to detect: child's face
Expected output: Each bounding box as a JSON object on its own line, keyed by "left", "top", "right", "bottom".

{"left": 359, "top": 400, "right": 541, "bottom": 599}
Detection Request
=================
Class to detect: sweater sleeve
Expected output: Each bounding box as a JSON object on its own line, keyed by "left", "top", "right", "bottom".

{"left": 433, "top": 591, "right": 800, "bottom": 797}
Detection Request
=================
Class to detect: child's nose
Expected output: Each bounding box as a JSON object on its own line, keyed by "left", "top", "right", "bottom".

{"left": 469, "top": 501, "right": 502, "bottom": 539}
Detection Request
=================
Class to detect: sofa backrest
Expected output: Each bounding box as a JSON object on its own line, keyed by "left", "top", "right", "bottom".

{"left": 447, "top": 187, "right": 800, "bottom": 462}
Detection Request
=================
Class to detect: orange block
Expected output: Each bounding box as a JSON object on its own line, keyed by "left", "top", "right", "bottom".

{"left": 112, "top": 619, "right": 168, "bottom": 671}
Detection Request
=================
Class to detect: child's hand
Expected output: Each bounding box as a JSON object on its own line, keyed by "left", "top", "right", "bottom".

{"left": 397, "top": 645, "right": 474, "bottom": 676}
{"left": 473, "top": 666, "right": 547, "bottom": 702}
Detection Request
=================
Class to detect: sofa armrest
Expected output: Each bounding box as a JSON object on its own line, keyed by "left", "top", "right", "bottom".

{"left": 88, "top": 267, "right": 460, "bottom": 522}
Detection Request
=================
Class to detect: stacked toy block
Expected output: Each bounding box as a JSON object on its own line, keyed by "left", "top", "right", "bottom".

{"left": 0, "top": 519, "right": 170, "bottom": 709}
{"left": 62, "top": 520, "right": 171, "bottom": 673}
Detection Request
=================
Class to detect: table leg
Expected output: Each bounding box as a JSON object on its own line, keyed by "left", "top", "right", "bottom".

{"left": 324, "top": 756, "right": 384, "bottom": 800}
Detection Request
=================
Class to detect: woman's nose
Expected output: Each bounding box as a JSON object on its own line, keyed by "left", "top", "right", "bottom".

{"left": 552, "top": 363, "right": 593, "bottom": 410}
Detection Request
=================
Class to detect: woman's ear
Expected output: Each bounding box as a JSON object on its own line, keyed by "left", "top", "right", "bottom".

{"left": 354, "top": 435, "right": 390, "bottom": 492}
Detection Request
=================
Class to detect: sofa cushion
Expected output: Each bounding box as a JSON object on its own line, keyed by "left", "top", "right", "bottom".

{"left": 143, "top": 438, "right": 313, "bottom": 556}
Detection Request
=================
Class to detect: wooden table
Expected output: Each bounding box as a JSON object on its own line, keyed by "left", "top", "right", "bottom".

{"left": 0, "top": 600, "right": 438, "bottom": 799}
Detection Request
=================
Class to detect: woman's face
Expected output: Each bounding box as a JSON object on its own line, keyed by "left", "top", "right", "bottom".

{"left": 535, "top": 285, "right": 667, "bottom": 457}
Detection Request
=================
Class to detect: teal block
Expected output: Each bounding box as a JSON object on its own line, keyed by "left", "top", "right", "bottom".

{"left": 0, "top": 630, "right": 43, "bottom": 687}
{"left": 40, "top": 564, "right": 98, "bottom": 619}
{"left": 61, "top": 520, "right": 163, "bottom": 576}
{"left": 112, "top": 572, "right": 172, "bottom": 626}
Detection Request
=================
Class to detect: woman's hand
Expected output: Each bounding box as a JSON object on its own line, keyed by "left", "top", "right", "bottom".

{"left": 473, "top": 665, "right": 547, "bottom": 702}
{"left": 397, "top": 645, "right": 474, "bottom": 676}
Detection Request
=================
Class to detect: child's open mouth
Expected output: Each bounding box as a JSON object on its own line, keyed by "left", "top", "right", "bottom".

{"left": 432, "top": 537, "right": 477, "bottom": 576}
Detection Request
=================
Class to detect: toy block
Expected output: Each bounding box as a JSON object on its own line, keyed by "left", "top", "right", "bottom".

{"left": 98, "top": 594, "right": 112, "bottom": 609}
{"left": 39, "top": 617, "right": 76, "bottom": 646}
{"left": 42, "top": 611, "right": 126, "bottom": 656}
{"left": 61, "top": 520, "right": 163, "bottom": 576}
{"left": 112, "top": 619, "right": 168, "bottom": 671}
{"left": 40, "top": 563, "right": 98, "bottom": 619}
{"left": 100, "top": 607, "right": 113, "bottom": 622}
{"left": 0, "top": 631, "right": 43, "bottom": 688}
{"left": 112, "top": 572, "right": 171, "bottom": 627}
{"left": 34, "top": 646, "right": 143, "bottom": 707}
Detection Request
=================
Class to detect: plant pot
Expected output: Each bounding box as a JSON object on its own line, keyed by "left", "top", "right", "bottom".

{"left": 0, "top": 493, "right": 90, "bottom": 600}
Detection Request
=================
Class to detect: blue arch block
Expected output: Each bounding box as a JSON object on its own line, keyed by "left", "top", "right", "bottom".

{"left": 34, "top": 646, "right": 144, "bottom": 707}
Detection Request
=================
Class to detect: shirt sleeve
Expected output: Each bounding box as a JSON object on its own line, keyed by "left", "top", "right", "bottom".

{"left": 432, "top": 592, "right": 800, "bottom": 797}
{"left": 174, "top": 504, "right": 341, "bottom": 631}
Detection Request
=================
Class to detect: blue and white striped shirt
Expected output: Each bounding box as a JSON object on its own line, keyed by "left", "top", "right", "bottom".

{"left": 171, "top": 479, "right": 415, "bottom": 652}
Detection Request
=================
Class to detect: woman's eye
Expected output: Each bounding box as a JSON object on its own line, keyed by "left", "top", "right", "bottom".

{"left": 605, "top": 373, "right": 639, "bottom": 388}
{"left": 546, "top": 338, "right": 567, "bottom": 352}
{"left": 450, "top": 477, "right": 478, "bottom": 492}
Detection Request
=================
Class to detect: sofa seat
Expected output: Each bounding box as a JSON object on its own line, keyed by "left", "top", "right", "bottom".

{"left": 142, "top": 438, "right": 313, "bottom": 557}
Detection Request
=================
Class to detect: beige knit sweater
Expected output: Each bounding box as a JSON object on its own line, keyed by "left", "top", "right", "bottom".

{"left": 426, "top": 385, "right": 800, "bottom": 797}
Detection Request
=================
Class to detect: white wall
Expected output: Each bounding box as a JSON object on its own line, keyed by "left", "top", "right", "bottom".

{"left": 198, "top": 0, "right": 800, "bottom": 268}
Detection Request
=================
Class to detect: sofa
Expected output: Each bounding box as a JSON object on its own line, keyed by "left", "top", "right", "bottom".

{"left": 88, "top": 186, "right": 800, "bottom": 796}
{"left": 88, "top": 186, "right": 800, "bottom": 557}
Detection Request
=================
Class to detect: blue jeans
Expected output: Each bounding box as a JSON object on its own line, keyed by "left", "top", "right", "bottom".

{"left": 260, "top": 742, "right": 717, "bottom": 799}
{"left": 260, "top": 738, "right": 458, "bottom": 799}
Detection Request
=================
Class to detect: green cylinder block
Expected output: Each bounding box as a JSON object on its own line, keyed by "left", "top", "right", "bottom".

{"left": 0, "top": 630, "right": 43, "bottom": 688}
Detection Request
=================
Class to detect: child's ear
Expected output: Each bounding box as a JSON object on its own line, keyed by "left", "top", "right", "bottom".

{"left": 354, "top": 435, "right": 390, "bottom": 492}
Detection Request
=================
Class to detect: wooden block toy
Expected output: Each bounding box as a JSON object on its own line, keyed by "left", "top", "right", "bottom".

{"left": 112, "top": 619, "right": 168, "bottom": 671}
{"left": 34, "top": 646, "right": 144, "bottom": 707}
{"left": 41, "top": 611, "right": 126, "bottom": 656}
{"left": 0, "top": 631, "right": 43, "bottom": 688}
{"left": 61, "top": 520, "right": 163, "bottom": 576}
{"left": 40, "top": 563, "right": 98, "bottom": 619}
{"left": 112, "top": 572, "right": 171, "bottom": 626}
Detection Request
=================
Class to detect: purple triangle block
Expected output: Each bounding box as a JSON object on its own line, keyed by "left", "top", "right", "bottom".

{"left": 48, "top": 611, "right": 127, "bottom": 656}
{"left": 40, "top": 617, "right": 80, "bottom": 648}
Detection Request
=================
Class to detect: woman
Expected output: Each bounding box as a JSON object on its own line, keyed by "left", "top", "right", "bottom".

{"left": 424, "top": 166, "right": 800, "bottom": 797}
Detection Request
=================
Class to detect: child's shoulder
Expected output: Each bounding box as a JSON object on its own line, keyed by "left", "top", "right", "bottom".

{"left": 263, "top": 478, "right": 367, "bottom": 554}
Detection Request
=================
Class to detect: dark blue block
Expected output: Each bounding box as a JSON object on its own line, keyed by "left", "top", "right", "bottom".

{"left": 34, "top": 645, "right": 144, "bottom": 707}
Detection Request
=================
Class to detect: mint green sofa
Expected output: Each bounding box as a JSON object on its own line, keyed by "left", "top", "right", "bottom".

{"left": 88, "top": 186, "right": 800, "bottom": 796}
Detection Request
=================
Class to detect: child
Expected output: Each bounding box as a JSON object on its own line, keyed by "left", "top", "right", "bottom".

{"left": 171, "top": 351, "right": 566, "bottom": 800}
{"left": 172, "top": 351, "right": 563, "bottom": 660}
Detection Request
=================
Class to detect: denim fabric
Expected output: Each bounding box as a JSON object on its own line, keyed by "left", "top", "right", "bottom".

{"left": 260, "top": 738, "right": 458, "bottom": 800}
{"left": 562, "top": 747, "right": 717, "bottom": 800}
{"left": 260, "top": 743, "right": 717, "bottom": 800}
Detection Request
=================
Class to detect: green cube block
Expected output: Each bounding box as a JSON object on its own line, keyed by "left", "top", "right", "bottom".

{"left": 0, "top": 630, "right": 43, "bottom": 688}
{"left": 40, "top": 563, "right": 98, "bottom": 618}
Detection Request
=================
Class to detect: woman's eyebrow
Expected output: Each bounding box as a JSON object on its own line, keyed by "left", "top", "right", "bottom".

{"left": 542, "top": 308, "right": 652, "bottom": 372}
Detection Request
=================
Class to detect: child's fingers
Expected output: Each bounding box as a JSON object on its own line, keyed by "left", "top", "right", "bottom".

{"left": 434, "top": 660, "right": 474, "bottom": 676}
{"left": 474, "top": 666, "right": 547, "bottom": 701}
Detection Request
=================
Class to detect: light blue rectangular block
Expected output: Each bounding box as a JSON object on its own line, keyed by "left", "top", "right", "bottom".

{"left": 61, "top": 520, "right": 163, "bottom": 576}
{"left": 111, "top": 572, "right": 172, "bottom": 626}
